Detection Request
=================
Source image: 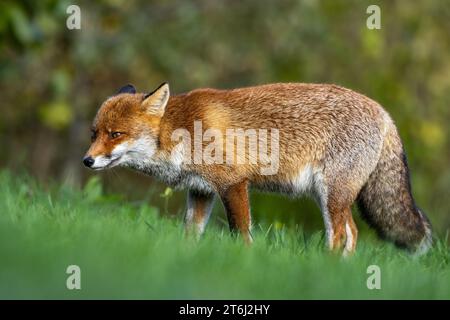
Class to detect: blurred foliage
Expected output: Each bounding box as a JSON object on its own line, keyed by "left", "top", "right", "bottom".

{"left": 0, "top": 0, "right": 449, "bottom": 232}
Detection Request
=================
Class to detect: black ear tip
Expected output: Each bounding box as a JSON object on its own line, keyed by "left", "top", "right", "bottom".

{"left": 156, "top": 82, "right": 169, "bottom": 90}
{"left": 143, "top": 82, "right": 169, "bottom": 99}
{"left": 117, "top": 84, "right": 136, "bottom": 94}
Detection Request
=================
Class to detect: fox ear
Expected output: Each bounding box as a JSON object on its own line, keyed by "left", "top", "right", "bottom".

{"left": 117, "top": 84, "right": 136, "bottom": 94}
{"left": 142, "top": 82, "right": 170, "bottom": 116}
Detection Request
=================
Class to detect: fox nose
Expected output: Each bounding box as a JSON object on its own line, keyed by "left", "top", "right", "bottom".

{"left": 83, "top": 156, "right": 95, "bottom": 168}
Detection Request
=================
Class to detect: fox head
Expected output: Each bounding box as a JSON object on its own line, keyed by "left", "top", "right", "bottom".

{"left": 83, "top": 82, "right": 170, "bottom": 170}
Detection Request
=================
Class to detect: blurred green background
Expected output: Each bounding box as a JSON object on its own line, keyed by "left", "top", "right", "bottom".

{"left": 0, "top": 0, "right": 449, "bottom": 234}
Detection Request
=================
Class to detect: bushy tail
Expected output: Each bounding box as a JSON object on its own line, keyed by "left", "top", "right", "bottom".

{"left": 357, "top": 122, "right": 432, "bottom": 255}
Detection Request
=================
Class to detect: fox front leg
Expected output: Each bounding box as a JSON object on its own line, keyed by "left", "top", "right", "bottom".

{"left": 184, "top": 190, "right": 215, "bottom": 238}
{"left": 219, "top": 180, "right": 253, "bottom": 244}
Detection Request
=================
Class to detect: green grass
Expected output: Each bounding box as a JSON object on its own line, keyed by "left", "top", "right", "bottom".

{"left": 0, "top": 171, "right": 449, "bottom": 299}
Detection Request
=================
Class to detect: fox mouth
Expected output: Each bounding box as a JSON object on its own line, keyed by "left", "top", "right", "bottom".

{"left": 91, "top": 156, "right": 122, "bottom": 171}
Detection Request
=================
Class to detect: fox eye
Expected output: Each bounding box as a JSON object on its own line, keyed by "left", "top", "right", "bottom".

{"left": 91, "top": 130, "right": 97, "bottom": 142}
{"left": 110, "top": 132, "right": 122, "bottom": 139}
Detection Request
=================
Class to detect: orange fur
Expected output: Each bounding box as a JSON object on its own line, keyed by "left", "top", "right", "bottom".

{"left": 84, "top": 82, "right": 432, "bottom": 255}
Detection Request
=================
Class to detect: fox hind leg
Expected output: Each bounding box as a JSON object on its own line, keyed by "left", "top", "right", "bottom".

{"left": 314, "top": 172, "right": 347, "bottom": 252}
{"left": 327, "top": 204, "right": 347, "bottom": 251}
{"left": 344, "top": 210, "right": 358, "bottom": 256}
{"left": 324, "top": 203, "right": 358, "bottom": 255}
{"left": 316, "top": 175, "right": 359, "bottom": 255}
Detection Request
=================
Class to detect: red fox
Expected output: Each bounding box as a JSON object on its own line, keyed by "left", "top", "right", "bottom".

{"left": 83, "top": 82, "right": 432, "bottom": 256}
